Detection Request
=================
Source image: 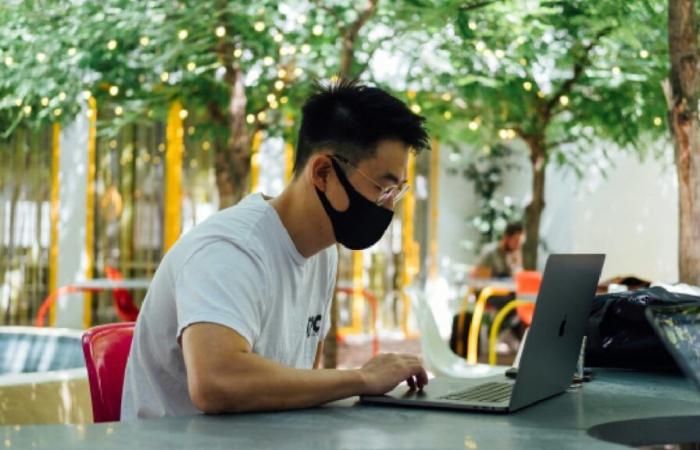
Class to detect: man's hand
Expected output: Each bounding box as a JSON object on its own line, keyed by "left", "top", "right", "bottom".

{"left": 358, "top": 353, "right": 429, "bottom": 395}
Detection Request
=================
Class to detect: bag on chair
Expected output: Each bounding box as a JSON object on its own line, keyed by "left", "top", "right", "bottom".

{"left": 585, "top": 286, "right": 700, "bottom": 372}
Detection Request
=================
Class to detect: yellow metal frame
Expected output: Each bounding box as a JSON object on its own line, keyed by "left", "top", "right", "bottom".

{"left": 428, "top": 138, "right": 440, "bottom": 280}
{"left": 164, "top": 101, "right": 184, "bottom": 253}
{"left": 488, "top": 299, "right": 532, "bottom": 365}
{"left": 467, "top": 286, "right": 512, "bottom": 364}
{"left": 249, "top": 130, "right": 263, "bottom": 192}
{"left": 401, "top": 153, "right": 419, "bottom": 335}
{"left": 284, "top": 142, "right": 294, "bottom": 183}
{"left": 83, "top": 97, "right": 97, "bottom": 328}
{"left": 48, "top": 123, "right": 61, "bottom": 326}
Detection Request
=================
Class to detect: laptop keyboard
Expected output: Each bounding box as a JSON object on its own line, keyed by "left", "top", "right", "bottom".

{"left": 440, "top": 382, "right": 513, "bottom": 403}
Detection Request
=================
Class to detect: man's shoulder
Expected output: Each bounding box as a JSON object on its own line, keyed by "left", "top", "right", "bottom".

{"left": 479, "top": 241, "right": 500, "bottom": 257}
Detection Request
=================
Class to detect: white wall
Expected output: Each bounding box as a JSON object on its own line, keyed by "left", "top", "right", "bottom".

{"left": 436, "top": 142, "right": 679, "bottom": 283}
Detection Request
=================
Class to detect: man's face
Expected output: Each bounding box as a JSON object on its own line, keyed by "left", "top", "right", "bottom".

{"left": 326, "top": 139, "right": 409, "bottom": 212}
{"left": 503, "top": 232, "right": 523, "bottom": 252}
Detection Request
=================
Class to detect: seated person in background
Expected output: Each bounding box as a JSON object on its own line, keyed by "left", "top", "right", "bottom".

{"left": 120, "top": 79, "right": 430, "bottom": 419}
{"left": 471, "top": 222, "right": 524, "bottom": 279}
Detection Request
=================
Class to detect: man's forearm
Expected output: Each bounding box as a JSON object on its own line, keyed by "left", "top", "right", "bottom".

{"left": 189, "top": 351, "right": 367, "bottom": 414}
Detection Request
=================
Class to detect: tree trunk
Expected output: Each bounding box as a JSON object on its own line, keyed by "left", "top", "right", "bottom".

{"left": 212, "top": 66, "right": 250, "bottom": 210}
{"left": 323, "top": 0, "right": 380, "bottom": 369}
{"left": 522, "top": 135, "right": 547, "bottom": 271}
{"left": 666, "top": 0, "right": 700, "bottom": 284}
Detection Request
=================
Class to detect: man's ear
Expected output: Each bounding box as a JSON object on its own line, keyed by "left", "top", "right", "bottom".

{"left": 308, "top": 154, "right": 333, "bottom": 192}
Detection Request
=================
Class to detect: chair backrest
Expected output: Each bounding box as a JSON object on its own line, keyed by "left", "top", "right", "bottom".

{"left": 514, "top": 271, "right": 543, "bottom": 325}
{"left": 81, "top": 322, "right": 135, "bottom": 422}
{"left": 104, "top": 266, "right": 140, "bottom": 322}
{"left": 408, "top": 288, "right": 464, "bottom": 372}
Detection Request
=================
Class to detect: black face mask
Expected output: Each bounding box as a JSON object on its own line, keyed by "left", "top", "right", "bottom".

{"left": 315, "top": 158, "right": 393, "bottom": 250}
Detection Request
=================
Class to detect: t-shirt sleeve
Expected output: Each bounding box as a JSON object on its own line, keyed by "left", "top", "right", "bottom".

{"left": 321, "top": 246, "right": 338, "bottom": 339}
{"left": 174, "top": 241, "right": 267, "bottom": 348}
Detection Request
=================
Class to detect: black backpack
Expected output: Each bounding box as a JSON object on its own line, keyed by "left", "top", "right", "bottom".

{"left": 585, "top": 286, "right": 700, "bottom": 371}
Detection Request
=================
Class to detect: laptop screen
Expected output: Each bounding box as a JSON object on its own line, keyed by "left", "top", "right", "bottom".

{"left": 646, "top": 304, "right": 700, "bottom": 389}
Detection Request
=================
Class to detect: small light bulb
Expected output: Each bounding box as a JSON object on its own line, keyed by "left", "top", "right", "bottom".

{"left": 254, "top": 21, "right": 265, "bottom": 32}
{"left": 41, "top": 97, "right": 49, "bottom": 106}
{"left": 274, "top": 80, "right": 285, "bottom": 91}
{"left": 277, "top": 69, "right": 287, "bottom": 78}
{"left": 267, "top": 93, "right": 276, "bottom": 103}
{"left": 559, "top": 95, "right": 569, "bottom": 106}
{"left": 4, "top": 56, "right": 14, "bottom": 66}
{"left": 23, "top": 105, "right": 32, "bottom": 114}
{"left": 109, "top": 86, "right": 119, "bottom": 96}
{"left": 523, "top": 81, "right": 532, "bottom": 91}
{"left": 444, "top": 111, "right": 452, "bottom": 120}
{"left": 233, "top": 48, "right": 243, "bottom": 58}
{"left": 115, "top": 106, "right": 123, "bottom": 115}
{"left": 160, "top": 72, "right": 169, "bottom": 82}
{"left": 410, "top": 104, "right": 421, "bottom": 114}
{"left": 178, "top": 30, "right": 188, "bottom": 40}
{"left": 179, "top": 109, "right": 188, "bottom": 119}
{"left": 53, "top": 108, "right": 62, "bottom": 116}
{"left": 36, "top": 52, "right": 46, "bottom": 62}
{"left": 294, "top": 67, "right": 302, "bottom": 77}
{"left": 215, "top": 26, "right": 226, "bottom": 37}
{"left": 67, "top": 47, "right": 77, "bottom": 56}
{"left": 640, "top": 50, "right": 649, "bottom": 59}
{"left": 246, "top": 114, "right": 255, "bottom": 124}
{"left": 312, "top": 25, "right": 323, "bottom": 36}
{"left": 654, "top": 117, "right": 663, "bottom": 126}
{"left": 140, "top": 36, "right": 150, "bottom": 46}
{"left": 301, "top": 44, "right": 311, "bottom": 54}
{"left": 107, "top": 40, "right": 117, "bottom": 50}
{"left": 257, "top": 111, "right": 267, "bottom": 122}
{"left": 187, "top": 61, "right": 196, "bottom": 71}
{"left": 263, "top": 56, "right": 274, "bottom": 66}
{"left": 274, "top": 34, "right": 284, "bottom": 43}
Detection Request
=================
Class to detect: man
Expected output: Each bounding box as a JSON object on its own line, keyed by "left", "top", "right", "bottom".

{"left": 121, "top": 80, "right": 430, "bottom": 419}
{"left": 472, "top": 222, "right": 524, "bottom": 279}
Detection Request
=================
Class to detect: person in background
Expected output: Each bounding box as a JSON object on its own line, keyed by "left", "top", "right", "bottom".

{"left": 471, "top": 222, "right": 524, "bottom": 279}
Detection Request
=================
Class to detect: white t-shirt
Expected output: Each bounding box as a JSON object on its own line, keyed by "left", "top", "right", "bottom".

{"left": 121, "top": 194, "right": 337, "bottom": 420}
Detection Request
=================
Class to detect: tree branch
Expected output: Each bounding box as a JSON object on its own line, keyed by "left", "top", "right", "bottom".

{"left": 459, "top": 0, "right": 499, "bottom": 11}
{"left": 544, "top": 26, "right": 614, "bottom": 117}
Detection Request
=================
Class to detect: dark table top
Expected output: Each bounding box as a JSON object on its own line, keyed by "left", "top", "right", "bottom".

{"left": 2, "top": 369, "right": 699, "bottom": 449}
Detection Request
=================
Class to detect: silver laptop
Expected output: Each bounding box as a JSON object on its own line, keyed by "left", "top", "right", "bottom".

{"left": 361, "top": 254, "right": 605, "bottom": 413}
{"left": 646, "top": 302, "right": 700, "bottom": 391}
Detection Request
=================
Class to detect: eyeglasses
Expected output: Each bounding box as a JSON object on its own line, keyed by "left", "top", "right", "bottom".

{"left": 330, "top": 154, "right": 410, "bottom": 206}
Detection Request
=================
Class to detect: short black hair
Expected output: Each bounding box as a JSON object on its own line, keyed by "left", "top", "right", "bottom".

{"left": 293, "top": 78, "right": 430, "bottom": 176}
{"left": 504, "top": 222, "right": 524, "bottom": 237}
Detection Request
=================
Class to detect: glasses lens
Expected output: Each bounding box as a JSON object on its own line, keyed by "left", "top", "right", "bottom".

{"left": 376, "top": 184, "right": 410, "bottom": 206}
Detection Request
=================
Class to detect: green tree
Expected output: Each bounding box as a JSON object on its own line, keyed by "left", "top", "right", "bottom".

{"left": 407, "top": 0, "right": 670, "bottom": 269}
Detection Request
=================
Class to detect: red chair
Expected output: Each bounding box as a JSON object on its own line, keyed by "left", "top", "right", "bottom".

{"left": 82, "top": 322, "right": 135, "bottom": 422}
{"left": 104, "top": 266, "right": 140, "bottom": 322}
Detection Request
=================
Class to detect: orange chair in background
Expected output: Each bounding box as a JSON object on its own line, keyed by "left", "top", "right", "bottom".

{"left": 514, "top": 271, "right": 542, "bottom": 326}
{"left": 82, "top": 322, "right": 135, "bottom": 422}
{"left": 488, "top": 271, "right": 542, "bottom": 365}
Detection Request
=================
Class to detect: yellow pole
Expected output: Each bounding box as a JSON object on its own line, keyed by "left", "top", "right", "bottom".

{"left": 49, "top": 123, "right": 61, "bottom": 326}
{"left": 351, "top": 250, "right": 364, "bottom": 332}
{"left": 284, "top": 142, "right": 295, "bottom": 183}
{"left": 249, "top": 130, "right": 263, "bottom": 192}
{"left": 428, "top": 138, "right": 440, "bottom": 281}
{"left": 164, "top": 101, "right": 184, "bottom": 252}
{"left": 401, "top": 153, "right": 419, "bottom": 334}
{"left": 83, "top": 97, "right": 97, "bottom": 328}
